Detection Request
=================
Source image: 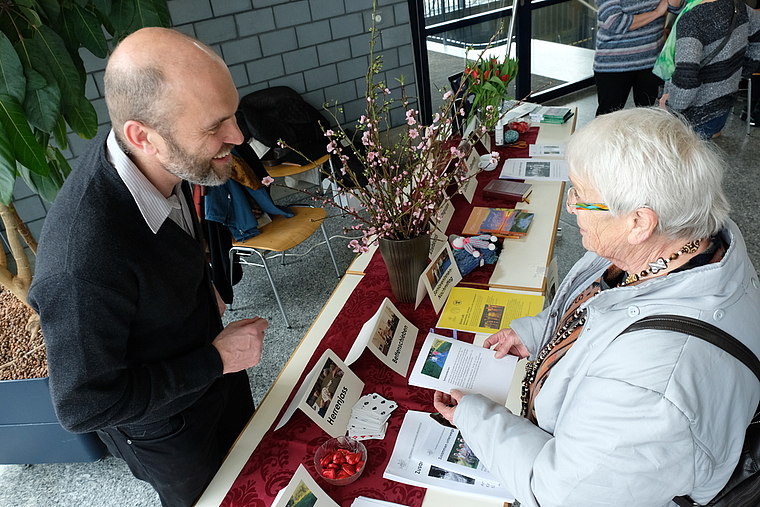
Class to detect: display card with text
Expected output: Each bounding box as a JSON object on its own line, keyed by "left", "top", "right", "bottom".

{"left": 276, "top": 349, "right": 364, "bottom": 437}
{"left": 415, "top": 242, "right": 462, "bottom": 314}
{"left": 345, "top": 297, "right": 418, "bottom": 377}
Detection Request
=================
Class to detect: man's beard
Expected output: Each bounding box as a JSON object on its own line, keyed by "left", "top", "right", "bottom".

{"left": 160, "top": 131, "right": 234, "bottom": 186}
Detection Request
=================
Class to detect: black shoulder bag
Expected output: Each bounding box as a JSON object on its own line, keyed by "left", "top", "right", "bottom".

{"left": 619, "top": 315, "right": 760, "bottom": 507}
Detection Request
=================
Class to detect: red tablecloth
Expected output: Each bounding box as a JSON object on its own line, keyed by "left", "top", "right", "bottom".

{"left": 220, "top": 128, "right": 538, "bottom": 507}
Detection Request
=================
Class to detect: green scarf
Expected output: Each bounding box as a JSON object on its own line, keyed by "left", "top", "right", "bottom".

{"left": 653, "top": 0, "right": 704, "bottom": 81}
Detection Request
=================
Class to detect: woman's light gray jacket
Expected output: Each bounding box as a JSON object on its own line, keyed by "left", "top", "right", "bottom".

{"left": 454, "top": 219, "right": 760, "bottom": 507}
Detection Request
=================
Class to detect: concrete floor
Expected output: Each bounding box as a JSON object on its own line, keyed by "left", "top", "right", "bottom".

{"left": 3, "top": 86, "right": 760, "bottom": 506}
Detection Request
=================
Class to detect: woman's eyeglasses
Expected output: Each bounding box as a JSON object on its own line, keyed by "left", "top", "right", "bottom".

{"left": 566, "top": 187, "right": 609, "bottom": 212}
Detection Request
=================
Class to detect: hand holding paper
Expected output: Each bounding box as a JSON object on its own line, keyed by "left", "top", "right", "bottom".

{"left": 483, "top": 328, "right": 530, "bottom": 359}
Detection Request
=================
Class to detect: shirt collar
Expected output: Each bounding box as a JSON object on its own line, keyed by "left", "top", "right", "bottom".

{"left": 107, "top": 130, "right": 180, "bottom": 234}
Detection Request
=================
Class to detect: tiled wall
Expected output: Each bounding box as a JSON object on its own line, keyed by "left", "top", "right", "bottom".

{"left": 1, "top": 0, "right": 416, "bottom": 256}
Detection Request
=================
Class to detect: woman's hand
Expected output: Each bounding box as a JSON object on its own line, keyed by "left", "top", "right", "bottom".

{"left": 659, "top": 93, "right": 669, "bottom": 109}
{"left": 483, "top": 328, "right": 530, "bottom": 359}
{"left": 433, "top": 389, "right": 464, "bottom": 424}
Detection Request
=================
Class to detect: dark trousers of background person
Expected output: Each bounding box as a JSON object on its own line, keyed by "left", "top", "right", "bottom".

{"left": 595, "top": 69, "right": 664, "bottom": 116}
{"left": 96, "top": 371, "right": 254, "bottom": 507}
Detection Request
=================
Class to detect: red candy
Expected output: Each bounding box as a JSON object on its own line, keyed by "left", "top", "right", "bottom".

{"left": 319, "top": 447, "right": 364, "bottom": 481}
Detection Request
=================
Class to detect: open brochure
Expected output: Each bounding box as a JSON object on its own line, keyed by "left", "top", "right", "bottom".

{"left": 276, "top": 349, "right": 364, "bottom": 437}
{"left": 499, "top": 158, "right": 569, "bottom": 181}
{"left": 415, "top": 242, "right": 462, "bottom": 314}
{"left": 271, "top": 464, "right": 338, "bottom": 507}
{"left": 408, "top": 332, "right": 517, "bottom": 406}
{"left": 345, "top": 297, "right": 418, "bottom": 377}
{"left": 437, "top": 287, "right": 544, "bottom": 334}
{"left": 384, "top": 410, "right": 514, "bottom": 501}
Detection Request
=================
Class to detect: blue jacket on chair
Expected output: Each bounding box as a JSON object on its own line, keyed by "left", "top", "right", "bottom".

{"left": 204, "top": 179, "right": 293, "bottom": 242}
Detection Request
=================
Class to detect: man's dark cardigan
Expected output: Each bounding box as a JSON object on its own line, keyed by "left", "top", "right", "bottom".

{"left": 28, "top": 132, "right": 226, "bottom": 434}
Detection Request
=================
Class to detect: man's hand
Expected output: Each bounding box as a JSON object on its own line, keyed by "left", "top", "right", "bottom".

{"left": 483, "top": 328, "right": 529, "bottom": 359}
{"left": 212, "top": 317, "right": 269, "bottom": 373}
{"left": 433, "top": 389, "right": 464, "bottom": 425}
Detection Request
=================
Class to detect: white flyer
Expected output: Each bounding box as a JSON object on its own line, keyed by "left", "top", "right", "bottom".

{"left": 528, "top": 144, "right": 565, "bottom": 157}
{"left": 499, "top": 158, "right": 569, "bottom": 181}
{"left": 383, "top": 410, "right": 514, "bottom": 501}
{"left": 415, "top": 241, "right": 462, "bottom": 314}
{"left": 407, "top": 332, "right": 516, "bottom": 405}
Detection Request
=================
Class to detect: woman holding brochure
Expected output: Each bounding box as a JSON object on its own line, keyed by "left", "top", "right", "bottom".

{"left": 433, "top": 107, "right": 760, "bottom": 507}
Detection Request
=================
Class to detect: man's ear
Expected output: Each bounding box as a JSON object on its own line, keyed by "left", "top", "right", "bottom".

{"left": 628, "top": 207, "right": 658, "bottom": 245}
{"left": 122, "top": 120, "right": 161, "bottom": 156}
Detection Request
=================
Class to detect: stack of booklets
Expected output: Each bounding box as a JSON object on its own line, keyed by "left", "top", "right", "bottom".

{"left": 482, "top": 180, "right": 532, "bottom": 202}
{"left": 462, "top": 207, "right": 535, "bottom": 239}
{"left": 529, "top": 106, "right": 573, "bottom": 124}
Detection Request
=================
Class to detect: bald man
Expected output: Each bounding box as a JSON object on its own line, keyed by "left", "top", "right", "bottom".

{"left": 28, "top": 28, "right": 267, "bottom": 506}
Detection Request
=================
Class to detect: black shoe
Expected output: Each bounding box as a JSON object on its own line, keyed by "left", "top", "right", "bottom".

{"left": 740, "top": 111, "right": 758, "bottom": 126}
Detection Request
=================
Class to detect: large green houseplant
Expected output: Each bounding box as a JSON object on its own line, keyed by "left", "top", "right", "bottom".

{"left": 0, "top": 0, "right": 171, "bottom": 307}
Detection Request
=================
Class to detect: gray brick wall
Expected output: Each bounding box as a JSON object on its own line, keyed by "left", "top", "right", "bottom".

{"left": 2, "top": 0, "right": 416, "bottom": 256}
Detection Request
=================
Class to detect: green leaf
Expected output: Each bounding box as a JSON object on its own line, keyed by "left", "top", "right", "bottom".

{"left": 74, "top": 0, "right": 89, "bottom": 7}
{"left": 50, "top": 145, "right": 72, "bottom": 179}
{"left": 17, "top": 5, "right": 43, "bottom": 27}
{"left": 63, "top": 93, "right": 98, "bottom": 139}
{"left": 153, "top": 0, "right": 172, "bottom": 27}
{"left": 36, "top": 0, "right": 62, "bottom": 25}
{"left": 17, "top": 162, "right": 62, "bottom": 204}
{"left": 23, "top": 68, "right": 61, "bottom": 133}
{"left": 129, "top": 0, "right": 162, "bottom": 32}
{"left": 71, "top": 4, "right": 109, "bottom": 59}
{"left": 0, "top": 32, "right": 26, "bottom": 104}
{"left": 0, "top": 93, "right": 49, "bottom": 177}
{"left": 33, "top": 25, "right": 84, "bottom": 112}
{"left": 109, "top": 0, "right": 135, "bottom": 36}
{"left": 56, "top": 6, "right": 80, "bottom": 53}
{"left": 53, "top": 114, "right": 69, "bottom": 151}
{"left": 92, "top": 0, "right": 113, "bottom": 16}
{"left": 0, "top": 123, "right": 17, "bottom": 205}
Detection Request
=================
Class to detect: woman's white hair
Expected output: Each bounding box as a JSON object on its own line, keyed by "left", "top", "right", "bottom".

{"left": 566, "top": 107, "right": 730, "bottom": 240}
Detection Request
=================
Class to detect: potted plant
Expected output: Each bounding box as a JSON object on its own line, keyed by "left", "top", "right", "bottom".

{"left": 0, "top": 0, "right": 171, "bottom": 464}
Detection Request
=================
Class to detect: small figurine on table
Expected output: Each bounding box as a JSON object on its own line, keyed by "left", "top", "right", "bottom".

{"left": 449, "top": 234, "right": 501, "bottom": 276}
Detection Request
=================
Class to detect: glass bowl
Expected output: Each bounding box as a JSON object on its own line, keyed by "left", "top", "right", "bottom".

{"left": 313, "top": 436, "right": 367, "bottom": 486}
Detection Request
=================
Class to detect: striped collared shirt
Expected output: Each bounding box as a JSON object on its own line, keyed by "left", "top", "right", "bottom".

{"left": 106, "top": 130, "right": 194, "bottom": 237}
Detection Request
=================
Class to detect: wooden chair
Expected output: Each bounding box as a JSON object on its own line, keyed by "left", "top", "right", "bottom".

{"left": 264, "top": 154, "right": 331, "bottom": 178}
{"left": 228, "top": 206, "right": 341, "bottom": 328}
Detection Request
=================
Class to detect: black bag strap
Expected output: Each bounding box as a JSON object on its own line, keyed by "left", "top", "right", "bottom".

{"left": 620, "top": 315, "right": 760, "bottom": 382}
{"left": 620, "top": 314, "right": 760, "bottom": 507}
{"left": 702, "top": 0, "right": 740, "bottom": 67}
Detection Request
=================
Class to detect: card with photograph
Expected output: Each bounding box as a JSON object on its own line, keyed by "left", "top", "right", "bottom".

{"left": 276, "top": 349, "right": 364, "bottom": 437}
{"left": 271, "top": 464, "right": 338, "bottom": 507}
{"left": 415, "top": 242, "right": 462, "bottom": 313}
{"left": 345, "top": 298, "right": 418, "bottom": 377}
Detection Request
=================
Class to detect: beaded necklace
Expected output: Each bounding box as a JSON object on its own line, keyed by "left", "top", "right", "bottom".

{"left": 621, "top": 240, "right": 700, "bottom": 286}
{"left": 521, "top": 307, "right": 588, "bottom": 419}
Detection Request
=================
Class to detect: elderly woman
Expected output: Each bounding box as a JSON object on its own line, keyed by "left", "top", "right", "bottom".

{"left": 434, "top": 107, "right": 760, "bottom": 506}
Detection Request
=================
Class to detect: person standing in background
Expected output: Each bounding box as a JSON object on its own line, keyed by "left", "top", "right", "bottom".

{"left": 594, "top": 0, "right": 684, "bottom": 115}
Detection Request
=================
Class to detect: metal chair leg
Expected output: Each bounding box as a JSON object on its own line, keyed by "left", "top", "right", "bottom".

{"left": 256, "top": 250, "right": 291, "bottom": 328}
{"left": 748, "top": 78, "right": 753, "bottom": 136}
{"left": 320, "top": 222, "right": 341, "bottom": 278}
